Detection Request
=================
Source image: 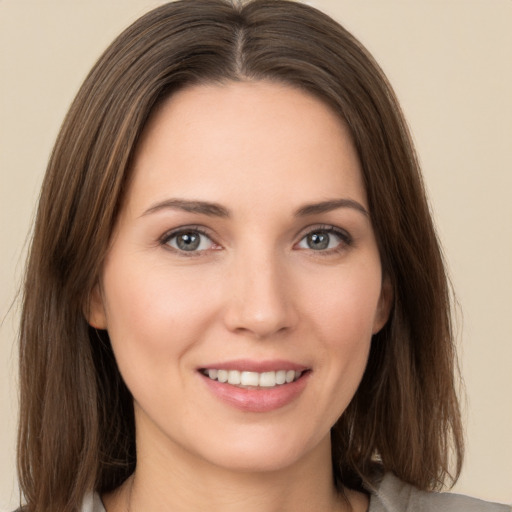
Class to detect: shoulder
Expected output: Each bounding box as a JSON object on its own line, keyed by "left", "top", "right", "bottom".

{"left": 80, "top": 492, "right": 106, "bottom": 512}
{"left": 11, "top": 494, "right": 106, "bottom": 512}
{"left": 368, "top": 473, "right": 511, "bottom": 512}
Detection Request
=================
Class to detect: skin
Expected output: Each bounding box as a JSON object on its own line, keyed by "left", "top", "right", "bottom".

{"left": 89, "top": 81, "right": 392, "bottom": 512}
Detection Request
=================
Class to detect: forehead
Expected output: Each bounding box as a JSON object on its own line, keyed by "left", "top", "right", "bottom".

{"left": 126, "top": 80, "right": 366, "bottom": 215}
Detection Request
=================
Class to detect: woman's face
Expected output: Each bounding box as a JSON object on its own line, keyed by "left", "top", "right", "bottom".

{"left": 89, "top": 81, "right": 391, "bottom": 474}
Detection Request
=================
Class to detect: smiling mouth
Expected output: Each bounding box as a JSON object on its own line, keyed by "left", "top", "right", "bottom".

{"left": 200, "top": 369, "right": 306, "bottom": 389}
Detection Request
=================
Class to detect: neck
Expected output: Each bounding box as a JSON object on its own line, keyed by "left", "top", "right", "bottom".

{"left": 102, "top": 416, "right": 368, "bottom": 512}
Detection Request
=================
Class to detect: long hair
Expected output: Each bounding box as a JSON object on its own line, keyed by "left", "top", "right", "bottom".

{"left": 18, "top": 1, "right": 463, "bottom": 510}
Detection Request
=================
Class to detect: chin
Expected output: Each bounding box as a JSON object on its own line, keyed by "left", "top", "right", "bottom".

{"left": 190, "top": 426, "right": 328, "bottom": 475}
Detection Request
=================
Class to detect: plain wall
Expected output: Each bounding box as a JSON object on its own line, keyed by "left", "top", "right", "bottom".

{"left": 1, "top": 0, "right": 511, "bottom": 509}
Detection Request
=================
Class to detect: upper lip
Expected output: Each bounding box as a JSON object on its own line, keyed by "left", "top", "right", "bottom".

{"left": 198, "top": 359, "right": 309, "bottom": 373}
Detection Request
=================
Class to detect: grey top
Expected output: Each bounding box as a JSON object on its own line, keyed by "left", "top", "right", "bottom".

{"left": 81, "top": 473, "right": 511, "bottom": 512}
{"left": 367, "top": 473, "right": 510, "bottom": 512}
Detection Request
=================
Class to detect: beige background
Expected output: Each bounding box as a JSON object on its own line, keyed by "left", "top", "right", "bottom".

{"left": 1, "top": 0, "right": 511, "bottom": 509}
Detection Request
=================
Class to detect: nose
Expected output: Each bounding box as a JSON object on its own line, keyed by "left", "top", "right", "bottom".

{"left": 222, "top": 249, "right": 298, "bottom": 339}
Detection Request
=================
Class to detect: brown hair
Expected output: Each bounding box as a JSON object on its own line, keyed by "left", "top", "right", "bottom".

{"left": 18, "top": 0, "right": 463, "bottom": 510}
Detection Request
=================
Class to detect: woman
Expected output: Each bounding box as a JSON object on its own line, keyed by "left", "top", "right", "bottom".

{"left": 16, "top": 1, "right": 510, "bottom": 511}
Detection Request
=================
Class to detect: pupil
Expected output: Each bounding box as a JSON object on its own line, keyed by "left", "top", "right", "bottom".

{"left": 308, "top": 232, "right": 329, "bottom": 250}
{"left": 177, "top": 232, "right": 200, "bottom": 251}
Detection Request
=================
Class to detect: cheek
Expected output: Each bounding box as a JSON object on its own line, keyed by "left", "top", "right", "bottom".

{"left": 307, "top": 262, "right": 383, "bottom": 342}
{"left": 101, "top": 256, "right": 219, "bottom": 372}
{"left": 300, "top": 262, "right": 381, "bottom": 411}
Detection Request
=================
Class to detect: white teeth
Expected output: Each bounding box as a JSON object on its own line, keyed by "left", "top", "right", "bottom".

{"left": 259, "top": 372, "right": 276, "bottom": 387}
{"left": 240, "top": 371, "right": 259, "bottom": 386}
{"left": 275, "top": 370, "right": 286, "bottom": 385}
{"left": 227, "top": 370, "right": 241, "bottom": 385}
{"left": 203, "top": 368, "right": 304, "bottom": 388}
{"left": 217, "top": 369, "right": 228, "bottom": 383}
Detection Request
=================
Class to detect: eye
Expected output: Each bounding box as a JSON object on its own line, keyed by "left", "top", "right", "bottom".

{"left": 296, "top": 227, "right": 351, "bottom": 252}
{"left": 163, "top": 229, "right": 216, "bottom": 253}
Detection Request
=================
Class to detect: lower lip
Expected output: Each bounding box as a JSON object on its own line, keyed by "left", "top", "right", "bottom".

{"left": 200, "top": 372, "right": 310, "bottom": 413}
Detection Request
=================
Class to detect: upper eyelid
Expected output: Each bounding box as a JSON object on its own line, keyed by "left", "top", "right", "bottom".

{"left": 158, "top": 223, "right": 352, "bottom": 250}
{"left": 295, "top": 224, "right": 352, "bottom": 241}
{"left": 159, "top": 227, "right": 220, "bottom": 257}
{"left": 159, "top": 225, "right": 215, "bottom": 243}
{"left": 294, "top": 226, "right": 353, "bottom": 254}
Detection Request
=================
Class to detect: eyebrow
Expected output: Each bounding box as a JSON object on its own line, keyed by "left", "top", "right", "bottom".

{"left": 141, "top": 199, "right": 230, "bottom": 218}
{"left": 294, "top": 199, "right": 369, "bottom": 217}
{"left": 141, "top": 197, "right": 368, "bottom": 218}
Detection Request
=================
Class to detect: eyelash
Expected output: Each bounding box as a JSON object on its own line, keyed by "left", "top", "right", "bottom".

{"left": 159, "top": 225, "right": 218, "bottom": 257}
{"left": 159, "top": 224, "right": 353, "bottom": 256}
{"left": 296, "top": 225, "right": 353, "bottom": 253}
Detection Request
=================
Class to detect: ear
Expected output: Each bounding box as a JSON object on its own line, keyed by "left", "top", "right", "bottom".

{"left": 86, "top": 283, "right": 108, "bottom": 329}
{"left": 372, "top": 275, "right": 393, "bottom": 334}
